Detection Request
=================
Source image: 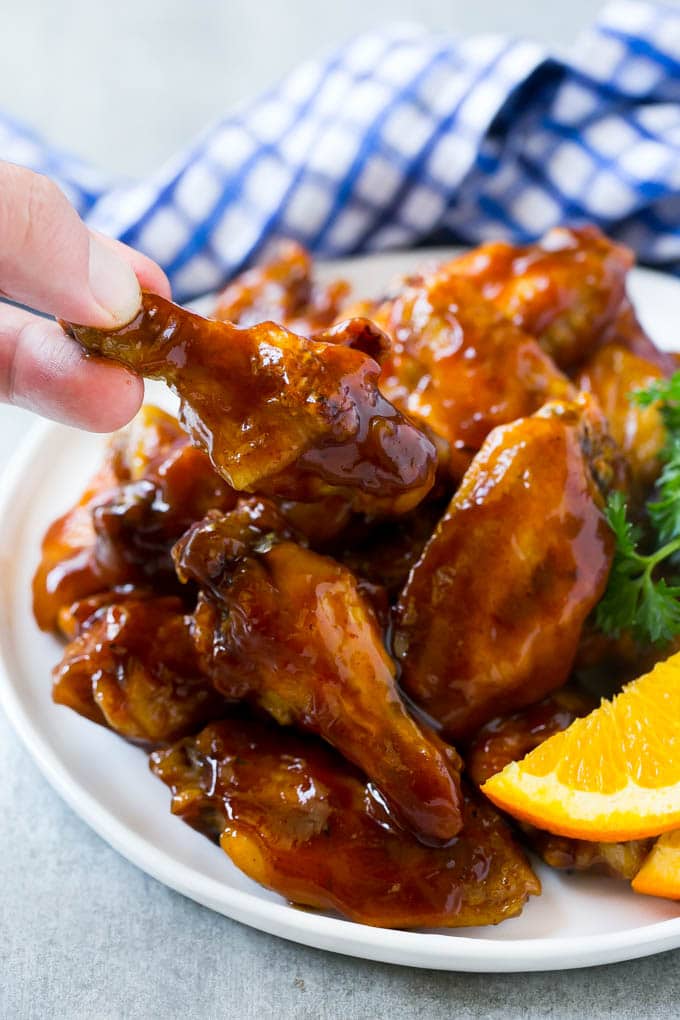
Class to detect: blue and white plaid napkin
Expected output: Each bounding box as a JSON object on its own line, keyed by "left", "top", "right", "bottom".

{"left": 2, "top": 0, "right": 680, "bottom": 302}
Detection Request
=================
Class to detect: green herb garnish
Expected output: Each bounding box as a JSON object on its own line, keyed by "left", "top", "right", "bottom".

{"left": 596, "top": 371, "right": 680, "bottom": 645}
{"left": 595, "top": 491, "right": 680, "bottom": 644}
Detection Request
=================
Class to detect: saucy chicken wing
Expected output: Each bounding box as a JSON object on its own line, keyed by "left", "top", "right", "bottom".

{"left": 173, "top": 505, "right": 463, "bottom": 844}
{"left": 53, "top": 595, "right": 224, "bottom": 744}
{"left": 578, "top": 344, "right": 666, "bottom": 497}
{"left": 213, "top": 239, "right": 350, "bottom": 334}
{"left": 326, "top": 496, "right": 450, "bottom": 601}
{"left": 466, "top": 691, "right": 652, "bottom": 878}
{"left": 151, "top": 714, "right": 539, "bottom": 928}
{"left": 33, "top": 406, "right": 181, "bottom": 631}
{"left": 65, "top": 296, "right": 436, "bottom": 514}
{"left": 448, "top": 225, "right": 673, "bottom": 373}
{"left": 393, "top": 397, "right": 617, "bottom": 738}
{"left": 33, "top": 406, "right": 236, "bottom": 632}
{"left": 373, "top": 270, "right": 574, "bottom": 479}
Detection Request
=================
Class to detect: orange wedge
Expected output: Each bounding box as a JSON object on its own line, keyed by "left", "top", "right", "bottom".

{"left": 482, "top": 651, "right": 680, "bottom": 842}
{"left": 632, "top": 830, "right": 680, "bottom": 900}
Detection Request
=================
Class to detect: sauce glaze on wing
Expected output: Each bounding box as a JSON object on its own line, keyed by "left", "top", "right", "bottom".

{"left": 446, "top": 226, "right": 631, "bottom": 369}
{"left": 393, "top": 398, "right": 616, "bottom": 739}
{"left": 53, "top": 595, "right": 225, "bottom": 744}
{"left": 173, "top": 506, "right": 463, "bottom": 844}
{"left": 150, "top": 714, "right": 539, "bottom": 928}
{"left": 213, "top": 239, "right": 350, "bottom": 334}
{"left": 374, "top": 270, "right": 574, "bottom": 479}
{"left": 578, "top": 344, "right": 667, "bottom": 498}
{"left": 65, "top": 296, "right": 437, "bottom": 515}
{"left": 448, "top": 225, "right": 674, "bottom": 374}
{"left": 33, "top": 406, "right": 236, "bottom": 632}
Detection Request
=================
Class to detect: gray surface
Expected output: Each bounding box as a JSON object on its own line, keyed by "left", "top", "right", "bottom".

{"left": 3, "top": 1, "right": 680, "bottom": 1016}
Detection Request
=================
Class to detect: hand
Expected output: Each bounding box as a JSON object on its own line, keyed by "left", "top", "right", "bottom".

{"left": 0, "top": 162, "right": 170, "bottom": 431}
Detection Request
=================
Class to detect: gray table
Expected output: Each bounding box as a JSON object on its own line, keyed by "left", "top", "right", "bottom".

{"left": 3, "top": 1, "right": 680, "bottom": 1015}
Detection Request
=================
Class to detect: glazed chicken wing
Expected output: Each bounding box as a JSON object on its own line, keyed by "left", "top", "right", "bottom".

{"left": 393, "top": 397, "right": 617, "bottom": 739}
{"left": 33, "top": 405, "right": 183, "bottom": 631}
{"left": 326, "top": 495, "right": 450, "bottom": 600}
{"left": 53, "top": 595, "right": 224, "bottom": 744}
{"left": 213, "top": 239, "right": 350, "bottom": 334}
{"left": 65, "top": 296, "right": 436, "bottom": 515}
{"left": 33, "top": 406, "right": 236, "bottom": 632}
{"left": 578, "top": 344, "right": 667, "bottom": 497}
{"left": 373, "top": 270, "right": 574, "bottom": 479}
{"left": 448, "top": 225, "right": 673, "bottom": 372}
{"left": 173, "top": 504, "right": 463, "bottom": 844}
{"left": 466, "top": 691, "right": 652, "bottom": 879}
{"left": 151, "top": 715, "right": 539, "bottom": 928}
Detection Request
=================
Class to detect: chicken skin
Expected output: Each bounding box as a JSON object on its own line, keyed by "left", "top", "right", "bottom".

{"left": 466, "top": 691, "right": 652, "bottom": 879}
{"left": 35, "top": 229, "right": 674, "bottom": 930}
{"left": 151, "top": 714, "right": 539, "bottom": 928}
{"left": 53, "top": 595, "right": 224, "bottom": 744}
{"left": 65, "top": 296, "right": 436, "bottom": 515}
{"left": 33, "top": 406, "right": 236, "bottom": 632}
{"left": 33, "top": 405, "right": 183, "bottom": 631}
{"left": 578, "top": 344, "right": 667, "bottom": 497}
{"left": 448, "top": 225, "right": 673, "bottom": 373}
{"left": 326, "top": 495, "right": 450, "bottom": 601}
{"left": 393, "top": 397, "right": 617, "bottom": 739}
{"left": 213, "top": 239, "right": 350, "bottom": 334}
{"left": 173, "top": 505, "right": 463, "bottom": 844}
{"left": 373, "top": 270, "right": 574, "bottom": 479}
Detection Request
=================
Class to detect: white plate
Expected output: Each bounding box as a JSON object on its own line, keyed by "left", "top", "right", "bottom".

{"left": 2, "top": 250, "right": 680, "bottom": 973}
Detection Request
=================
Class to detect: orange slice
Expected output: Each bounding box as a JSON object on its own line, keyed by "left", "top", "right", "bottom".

{"left": 632, "top": 830, "right": 680, "bottom": 900}
{"left": 482, "top": 651, "right": 680, "bottom": 842}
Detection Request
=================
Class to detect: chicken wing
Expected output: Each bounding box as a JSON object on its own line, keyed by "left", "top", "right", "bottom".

{"left": 448, "top": 225, "right": 673, "bottom": 372}
{"left": 65, "top": 296, "right": 436, "bottom": 514}
{"left": 326, "top": 495, "right": 450, "bottom": 600}
{"left": 33, "top": 406, "right": 235, "bottom": 632}
{"left": 151, "top": 714, "right": 539, "bottom": 928}
{"left": 173, "top": 505, "right": 463, "bottom": 844}
{"left": 53, "top": 595, "right": 224, "bottom": 744}
{"left": 578, "top": 344, "right": 666, "bottom": 497}
{"left": 393, "top": 396, "right": 617, "bottom": 739}
{"left": 213, "top": 239, "right": 350, "bottom": 334}
{"left": 466, "top": 691, "right": 652, "bottom": 879}
{"left": 373, "top": 270, "right": 574, "bottom": 479}
{"left": 33, "top": 406, "right": 181, "bottom": 630}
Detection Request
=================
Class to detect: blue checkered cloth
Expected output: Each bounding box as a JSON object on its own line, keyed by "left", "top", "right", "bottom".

{"left": 2, "top": 1, "right": 680, "bottom": 302}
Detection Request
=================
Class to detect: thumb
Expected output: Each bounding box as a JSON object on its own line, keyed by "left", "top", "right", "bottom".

{"left": 0, "top": 162, "right": 141, "bottom": 327}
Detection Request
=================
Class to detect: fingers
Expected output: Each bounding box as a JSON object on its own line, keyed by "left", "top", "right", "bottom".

{"left": 0, "top": 162, "right": 172, "bottom": 431}
{"left": 0, "top": 163, "right": 142, "bottom": 327}
{"left": 0, "top": 303, "right": 144, "bottom": 431}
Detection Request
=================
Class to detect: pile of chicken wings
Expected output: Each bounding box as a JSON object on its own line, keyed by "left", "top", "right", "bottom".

{"left": 35, "top": 227, "right": 672, "bottom": 928}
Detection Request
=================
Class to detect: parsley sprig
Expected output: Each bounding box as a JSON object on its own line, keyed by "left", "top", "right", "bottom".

{"left": 630, "top": 373, "right": 680, "bottom": 544}
{"left": 595, "top": 492, "right": 680, "bottom": 643}
{"left": 595, "top": 372, "right": 680, "bottom": 645}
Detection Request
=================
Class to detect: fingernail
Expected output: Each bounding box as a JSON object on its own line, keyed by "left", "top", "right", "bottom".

{"left": 88, "top": 233, "right": 141, "bottom": 326}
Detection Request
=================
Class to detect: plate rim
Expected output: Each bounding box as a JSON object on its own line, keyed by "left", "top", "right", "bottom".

{"left": 3, "top": 253, "right": 680, "bottom": 972}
